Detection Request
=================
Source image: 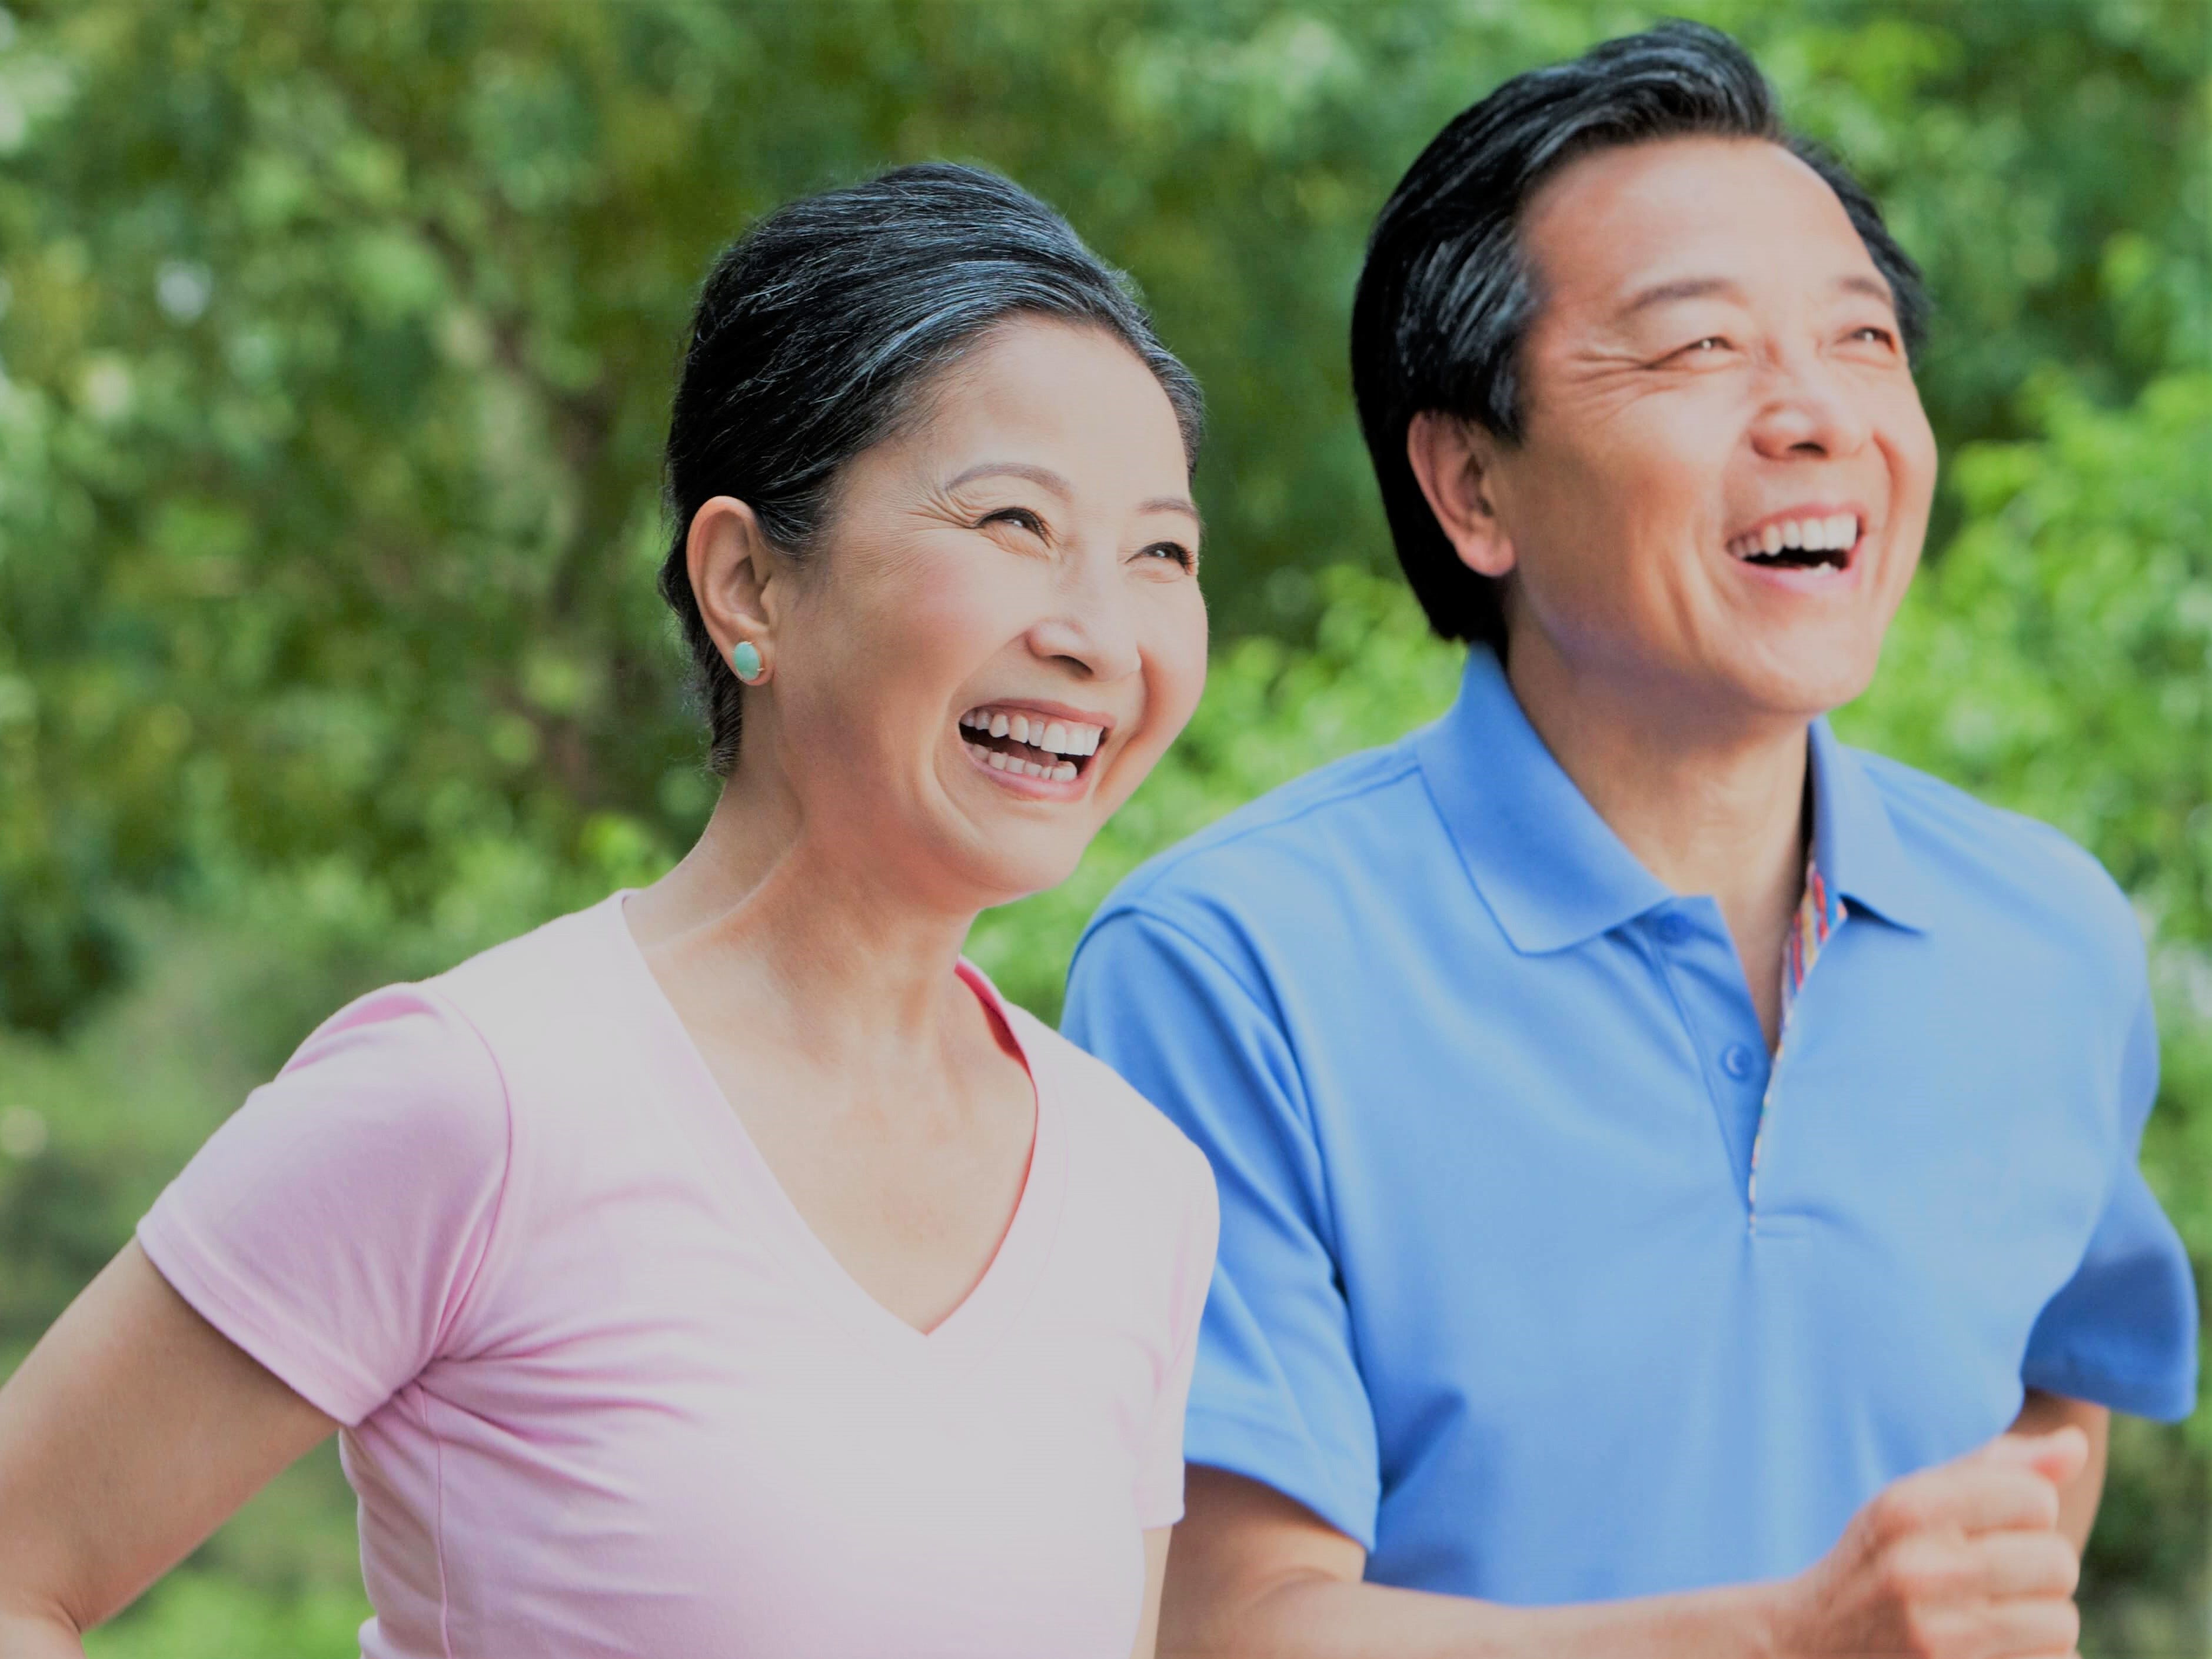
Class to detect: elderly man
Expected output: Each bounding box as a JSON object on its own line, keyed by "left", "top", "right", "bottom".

{"left": 1063, "top": 21, "right": 2196, "bottom": 1658}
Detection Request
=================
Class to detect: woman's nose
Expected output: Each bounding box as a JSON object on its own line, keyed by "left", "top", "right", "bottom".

{"left": 1026, "top": 562, "right": 1142, "bottom": 683}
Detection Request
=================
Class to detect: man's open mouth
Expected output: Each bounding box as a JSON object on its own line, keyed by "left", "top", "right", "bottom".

{"left": 958, "top": 706, "right": 1105, "bottom": 783}
{"left": 1727, "top": 512, "right": 1861, "bottom": 571}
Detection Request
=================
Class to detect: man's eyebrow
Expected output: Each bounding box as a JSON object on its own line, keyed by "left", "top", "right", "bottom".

{"left": 944, "top": 463, "right": 1202, "bottom": 527}
{"left": 1138, "top": 496, "right": 1202, "bottom": 526}
{"left": 1616, "top": 272, "right": 1898, "bottom": 318}
{"left": 1616, "top": 275, "right": 1744, "bottom": 318}
{"left": 1833, "top": 272, "right": 1898, "bottom": 308}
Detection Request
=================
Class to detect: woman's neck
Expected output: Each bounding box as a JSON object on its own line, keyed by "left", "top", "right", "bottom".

{"left": 624, "top": 765, "right": 983, "bottom": 1075}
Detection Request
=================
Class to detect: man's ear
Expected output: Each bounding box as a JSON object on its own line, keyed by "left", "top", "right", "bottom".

{"left": 1406, "top": 411, "right": 1518, "bottom": 580}
{"left": 685, "top": 495, "right": 780, "bottom": 661}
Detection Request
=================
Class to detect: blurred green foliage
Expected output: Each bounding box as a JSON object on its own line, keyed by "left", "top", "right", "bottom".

{"left": 1, "top": 0, "right": 2206, "bottom": 1653}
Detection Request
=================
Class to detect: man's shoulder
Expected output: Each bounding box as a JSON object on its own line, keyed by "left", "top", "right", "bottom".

{"left": 1850, "top": 744, "right": 2141, "bottom": 966}
{"left": 1092, "top": 735, "right": 1435, "bottom": 936}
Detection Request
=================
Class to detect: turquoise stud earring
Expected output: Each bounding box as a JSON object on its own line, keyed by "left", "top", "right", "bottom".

{"left": 730, "top": 640, "right": 764, "bottom": 684}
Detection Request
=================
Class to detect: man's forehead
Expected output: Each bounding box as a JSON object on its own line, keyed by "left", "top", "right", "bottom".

{"left": 1521, "top": 136, "right": 1884, "bottom": 315}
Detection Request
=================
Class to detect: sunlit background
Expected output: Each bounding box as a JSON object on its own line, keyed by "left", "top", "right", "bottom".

{"left": 1, "top": 1, "right": 2206, "bottom": 1652}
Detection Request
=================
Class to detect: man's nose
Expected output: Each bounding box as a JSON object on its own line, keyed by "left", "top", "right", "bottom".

{"left": 1746, "top": 348, "right": 1875, "bottom": 460}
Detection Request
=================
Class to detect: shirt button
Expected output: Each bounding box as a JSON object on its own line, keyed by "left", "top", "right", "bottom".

{"left": 1721, "top": 1043, "right": 1757, "bottom": 1080}
{"left": 1654, "top": 915, "right": 1691, "bottom": 946}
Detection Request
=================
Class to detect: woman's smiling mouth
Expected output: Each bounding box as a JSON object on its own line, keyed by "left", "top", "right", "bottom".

{"left": 958, "top": 703, "right": 1109, "bottom": 785}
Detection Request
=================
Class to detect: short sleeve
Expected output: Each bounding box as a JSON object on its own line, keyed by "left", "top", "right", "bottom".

{"left": 1064, "top": 908, "right": 1381, "bottom": 1551}
{"left": 1131, "top": 1141, "right": 1219, "bottom": 1528}
{"left": 136, "top": 984, "right": 511, "bottom": 1427}
{"left": 2021, "top": 980, "right": 2199, "bottom": 1421}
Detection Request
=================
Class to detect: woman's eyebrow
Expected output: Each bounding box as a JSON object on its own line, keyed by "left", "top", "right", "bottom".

{"left": 944, "top": 462, "right": 1200, "bottom": 527}
{"left": 943, "top": 461, "right": 1075, "bottom": 499}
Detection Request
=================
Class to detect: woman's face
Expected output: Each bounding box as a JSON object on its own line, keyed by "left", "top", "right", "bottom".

{"left": 729, "top": 318, "right": 1208, "bottom": 909}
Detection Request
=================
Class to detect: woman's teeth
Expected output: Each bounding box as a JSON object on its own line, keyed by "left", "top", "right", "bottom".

{"left": 1728, "top": 512, "right": 1861, "bottom": 567}
{"left": 960, "top": 710, "right": 1102, "bottom": 754}
{"left": 975, "top": 749, "right": 1077, "bottom": 782}
{"left": 957, "top": 707, "right": 1102, "bottom": 784}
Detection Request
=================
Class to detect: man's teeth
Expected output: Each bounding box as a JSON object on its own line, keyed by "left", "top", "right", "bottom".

{"left": 957, "top": 709, "right": 1103, "bottom": 757}
{"left": 1729, "top": 513, "right": 1860, "bottom": 564}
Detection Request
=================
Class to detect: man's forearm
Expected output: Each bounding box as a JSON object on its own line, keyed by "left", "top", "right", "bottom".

{"left": 1166, "top": 1571, "right": 1781, "bottom": 1659}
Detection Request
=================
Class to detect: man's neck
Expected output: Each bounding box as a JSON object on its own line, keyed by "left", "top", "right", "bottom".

{"left": 1504, "top": 641, "right": 1812, "bottom": 1047}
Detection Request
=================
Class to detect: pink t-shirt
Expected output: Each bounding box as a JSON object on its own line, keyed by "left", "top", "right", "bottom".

{"left": 137, "top": 892, "right": 1218, "bottom": 1658}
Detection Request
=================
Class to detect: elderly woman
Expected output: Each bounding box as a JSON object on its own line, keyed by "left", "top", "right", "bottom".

{"left": 0, "top": 164, "right": 1218, "bottom": 1658}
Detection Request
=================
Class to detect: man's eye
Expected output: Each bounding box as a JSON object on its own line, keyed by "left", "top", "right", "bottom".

{"left": 1848, "top": 325, "right": 1898, "bottom": 348}
{"left": 1658, "top": 337, "right": 1732, "bottom": 367}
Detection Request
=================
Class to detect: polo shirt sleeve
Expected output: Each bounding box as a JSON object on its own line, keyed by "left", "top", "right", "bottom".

{"left": 1064, "top": 907, "right": 1382, "bottom": 1551}
{"left": 2020, "top": 982, "right": 2198, "bottom": 1421}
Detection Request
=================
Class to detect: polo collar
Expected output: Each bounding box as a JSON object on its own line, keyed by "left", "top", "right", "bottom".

{"left": 1806, "top": 715, "right": 1932, "bottom": 934}
{"left": 1413, "top": 648, "right": 1671, "bottom": 955}
{"left": 1413, "top": 647, "right": 1932, "bottom": 956}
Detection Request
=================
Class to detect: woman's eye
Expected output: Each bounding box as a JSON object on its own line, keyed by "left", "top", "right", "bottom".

{"left": 1682, "top": 337, "right": 1728, "bottom": 356}
{"left": 982, "top": 507, "right": 1046, "bottom": 536}
{"left": 1140, "top": 541, "right": 1196, "bottom": 571}
{"left": 1848, "top": 325, "right": 1898, "bottom": 348}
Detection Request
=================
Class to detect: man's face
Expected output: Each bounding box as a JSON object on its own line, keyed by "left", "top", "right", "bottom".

{"left": 1481, "top": 135, "right": 1937, "bottom": 723}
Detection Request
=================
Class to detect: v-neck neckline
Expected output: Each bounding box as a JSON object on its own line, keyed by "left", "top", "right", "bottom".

{"left": 601, "top": 890, "right": 1067, "bottom": 1374}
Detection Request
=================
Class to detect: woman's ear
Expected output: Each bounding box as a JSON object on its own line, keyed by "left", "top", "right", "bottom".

{"left": 1406, "top": 412, "right": 1518, "bottom": 580}
{"left": 686, "top": 496, "right": 780, "bottom": 668}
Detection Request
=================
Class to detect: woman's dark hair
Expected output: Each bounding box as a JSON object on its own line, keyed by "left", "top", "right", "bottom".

{"left": 1350, "top": 19, "right": 1928, "bottom": 650}
{"left": 660, "top": 161, "right": 1204, "bottom": 773}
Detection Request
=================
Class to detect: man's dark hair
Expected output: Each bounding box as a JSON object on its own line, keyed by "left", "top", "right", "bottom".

{"left": 1350, "top": 19, "right": 1928, "bottom": 650}
{"left": 661, "top": 162, "right": 1203, "bottom": 774}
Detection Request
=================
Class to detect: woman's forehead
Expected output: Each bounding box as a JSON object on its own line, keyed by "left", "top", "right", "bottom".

{"left": 890, "top": 322, "right": 1193, "bottom": 495}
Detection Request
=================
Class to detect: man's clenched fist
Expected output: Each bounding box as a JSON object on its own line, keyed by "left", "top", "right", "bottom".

{"left": 1772, "top": 1427, "right": 2088, "bottom": 1659}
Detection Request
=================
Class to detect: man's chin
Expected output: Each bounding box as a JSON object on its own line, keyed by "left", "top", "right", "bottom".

{"left": 1729, "top": 644, "right": 1883, "bottom": 724}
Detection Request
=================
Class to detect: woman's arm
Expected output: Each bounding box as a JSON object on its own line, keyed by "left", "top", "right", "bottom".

{"left": 1127, "top": 1527, "right": 1170, "bottom": 1659}
{"left": 0, "top": 1242, "right": 338, "bottom": 1650}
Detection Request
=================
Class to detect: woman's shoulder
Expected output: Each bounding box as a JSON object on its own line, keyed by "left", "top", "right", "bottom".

{"left": 999, "top": 998, "right": 1216, "bottom": 1211}
{"left": 265, "top": 893, "right": 634, "bottom": 1142}
{"left": 430, "top": 893, "right": 630, "bottom": 1030}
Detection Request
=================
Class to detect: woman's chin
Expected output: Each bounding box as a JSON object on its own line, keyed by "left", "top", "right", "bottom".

{"left": 953, "top": 835, "right": 1091, "bottom": 913}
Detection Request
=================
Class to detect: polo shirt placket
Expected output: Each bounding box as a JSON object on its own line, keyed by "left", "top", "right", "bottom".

{"left": 1748, "top": 857, "right": 1846, "bottom": 1218}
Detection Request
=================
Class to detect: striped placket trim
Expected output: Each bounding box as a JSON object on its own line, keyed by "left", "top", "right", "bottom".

{"left": 1748, "top": 853, "right": 1844, "bottom": 1211}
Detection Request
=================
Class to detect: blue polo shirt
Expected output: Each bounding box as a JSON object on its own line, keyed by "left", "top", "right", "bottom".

{"left": 1062, "top": 645, "right": 2196, "bottom": 1602}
